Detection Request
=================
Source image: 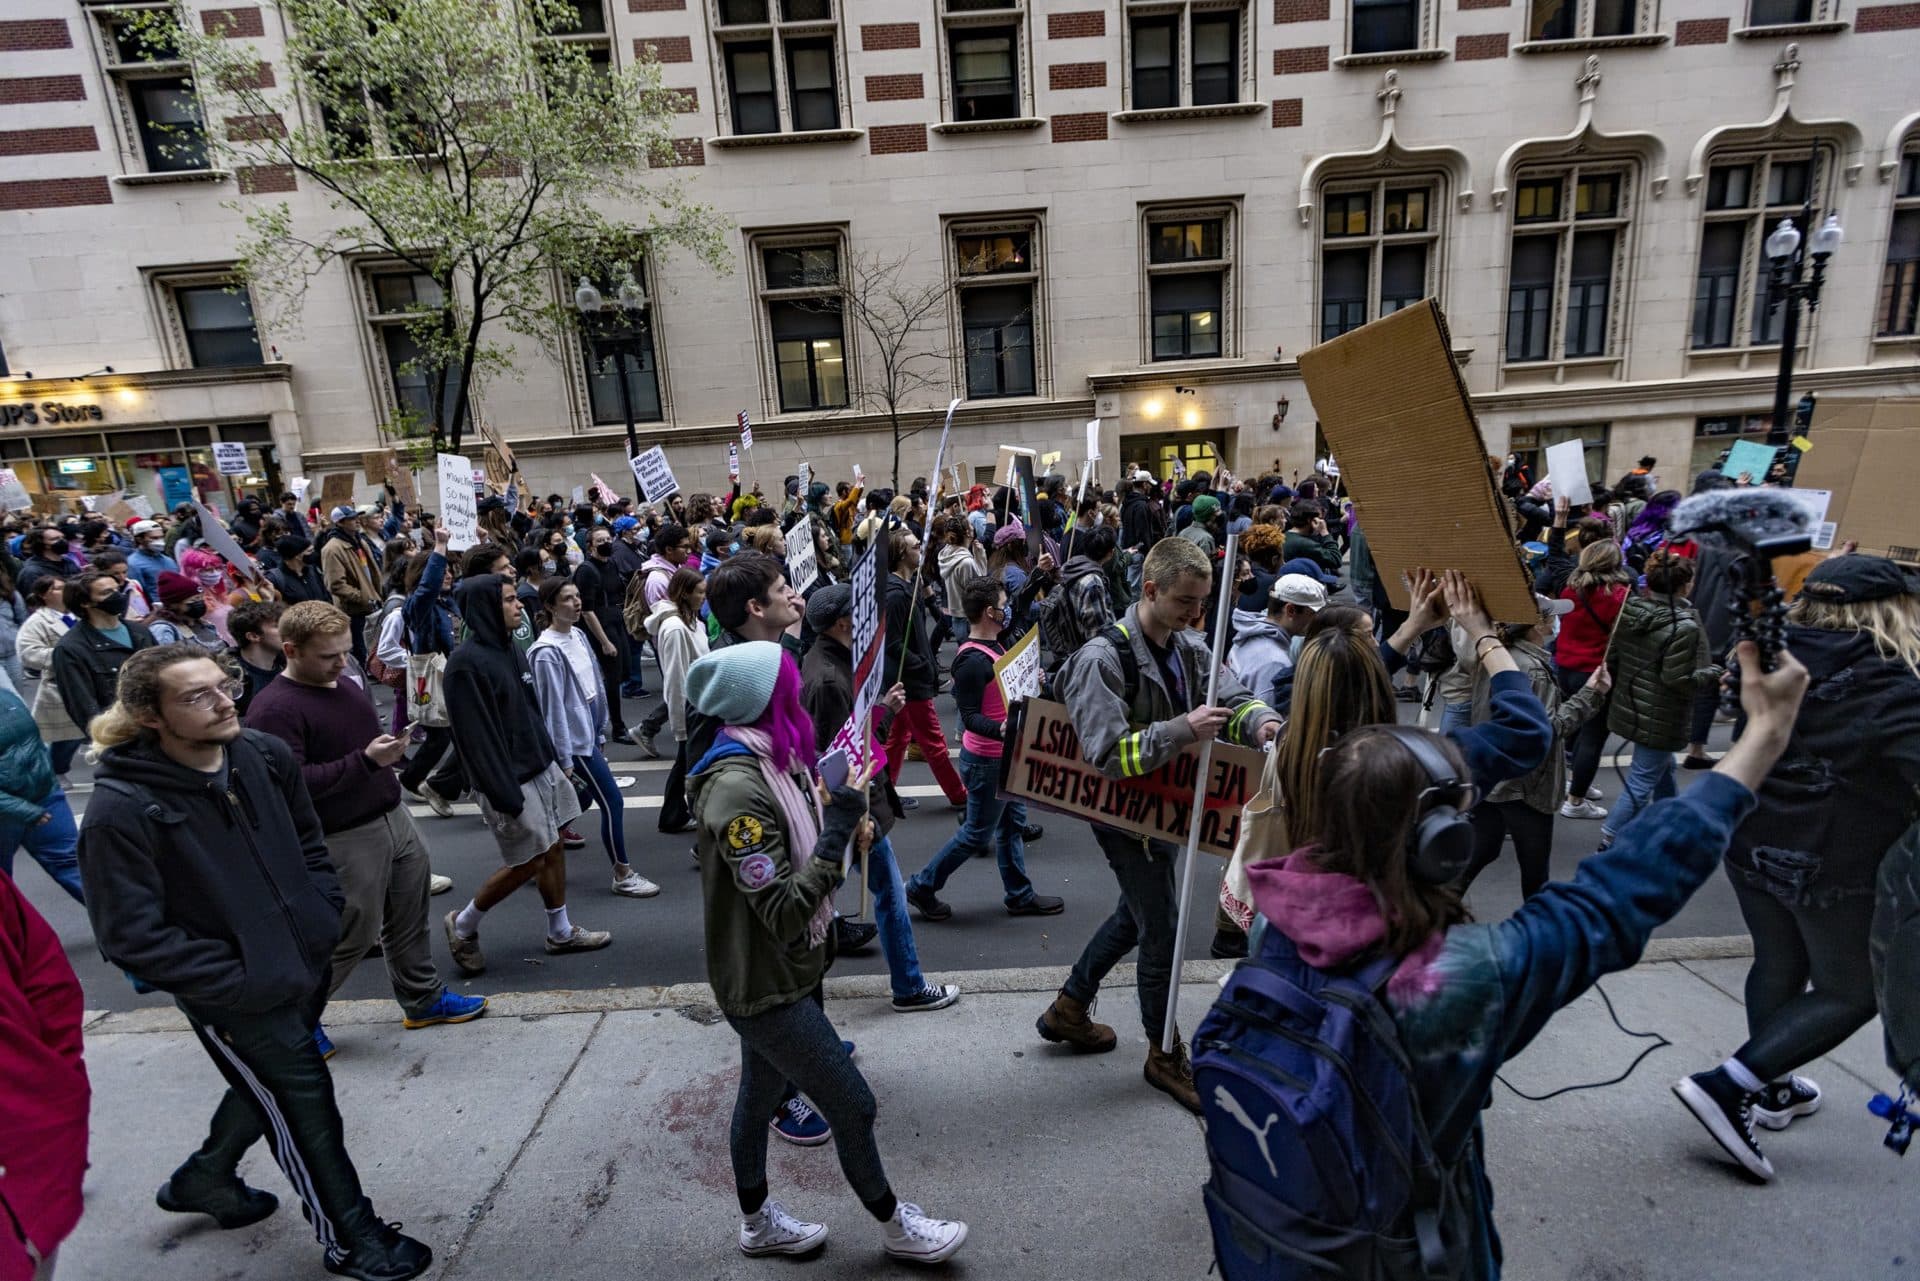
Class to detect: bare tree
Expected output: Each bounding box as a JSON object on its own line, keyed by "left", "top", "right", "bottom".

{"left": 834, "top": 250, "right": 953, "bottom": 490}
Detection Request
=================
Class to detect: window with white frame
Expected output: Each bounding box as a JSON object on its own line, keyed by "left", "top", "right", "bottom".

{"left": 712, "top": 0, "right": 844, "bottom": 136}
{"left": 149, "top": 269, "right": 264, "bottom": 368}
{"left": 1124, "top": 2, "right": 1248, "bottom": 111}
{"left": 364, "top": 268, "right": 461, "bottom": 431}
{"left": 1526, "top": 0, "right": 1645, "bottom": 40}
{"left": 755, "top": 236, "right": 849, "bottom": 412}
{"left": 1145, "top": 208, "right": 1234, "bottom": 361}
{"left": 940, "top": 0, "right": 1030, "bottom": 123}
{"left": 1350, "top": 0, "right": 1424, "bottom": 54}
{"left": 1317, "top": 179, "right": 1441, "bottom": 341}
{"left": 93, "top": 5, "right": 209, "bottom": 173}
{"left": 951, "top": 221, "right": 1042, "bottom": 399}
{"left": 1878, "top": 149, "right": 1920, "bottom": 338}
{"left": 1503, "top": 166, "right": 1630, "bottom": 363}
{"left": 1692, "top": 150, "right": 1827, "bottom": 350}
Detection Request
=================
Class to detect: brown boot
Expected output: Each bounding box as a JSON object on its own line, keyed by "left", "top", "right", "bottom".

{"left": 1144, "top": 1035, "right": 1202, "bottom": 1114}
{"left": 1036, "top": 990, "right": 1117, "bottom": 1054}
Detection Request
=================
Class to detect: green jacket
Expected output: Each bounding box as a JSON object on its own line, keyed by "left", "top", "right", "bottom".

{"left": 687, "top": 744, "right": 865, "bottom": 1018}
{"left": 0, "top": 684, "right": 56, "bottom": 824}
{"left": 1282, "top": 529, "right": 1343, "bottom": 575}
{"left": 1605, "top": 594, "right": 1722, "bottom": 752}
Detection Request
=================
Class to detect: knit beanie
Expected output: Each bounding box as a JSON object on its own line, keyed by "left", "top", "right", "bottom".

{"left": 156, "top": 570, "right": 200, "bottom": 606}
{"left": 1192, "top": 494, "right": 1221, "bottom": 522}
{"left": 686, "top": 640, "right": 786, "bottom": 725}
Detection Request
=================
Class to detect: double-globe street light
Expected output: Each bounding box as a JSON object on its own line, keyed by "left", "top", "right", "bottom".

{"left": 574, "top": 267, "right": 650, "bottom": 460}
{"left": 1762, "top": 209, "right": 1843, "bottom": 451}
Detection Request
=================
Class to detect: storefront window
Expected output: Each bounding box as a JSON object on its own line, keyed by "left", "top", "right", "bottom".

{"left": 0, "top": 422, "right": 277, "bottom": 519}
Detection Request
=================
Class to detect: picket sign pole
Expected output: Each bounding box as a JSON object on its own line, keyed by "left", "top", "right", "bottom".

{"left": 1162, "top": 531, "right": 1238, "bottom": 1056}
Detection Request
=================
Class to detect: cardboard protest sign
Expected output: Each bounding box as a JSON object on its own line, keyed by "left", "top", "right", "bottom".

{"left": 785, "top": 518, "right": 819, "bottom": 594}
{"left": 389, "top": 464, "right": 416, "bottom": 507}
{"left": 998, "top": 698, "right": 1263, "bottom": 859}
{"left": 437, "top": 453, "right": 478, "bottom": 552}
{"left": 0, "top": 468, "right": 32, "bottom": 512}
{"left": 992, "top": 628, "right": 1042, "bottom": 703}
{"left": 29, "top": 492, "right": 65, "bottom": 516}
{"left": 829, "top": 539, "right": 886, "bottom": 771}
{"left": 482, "top": 448, "right": 510, "bottom": 492}
{"left": 361, "top": 451, "right": 391, "bottom": 487}
{"left": 212, "top": 442, "right": 250, "bottom": 476}
{"left": 190, "top": 500, "right": 259, "bottom": 579}
{"left": 997, "top": 445, "right": 1036, "bottom": 487}
{"left": 1544, "top": 438, "right": 1593, "bottom": 506}
{"left": 126, "top": 495, "right": 154, "bottom": 519}
{"left": 320, "top": 473, "right": 355, "bottom": 509}
{"left": 1790, "top": 397, "right": 1920, "bottom": 560}
{"left": 1721, "top": 438, "right": 1780, "bottom": 483}
{"left": 106, "top": 500, "right": 139, "bottom": 526}
{"left": 1297, "top": 300, "right": 1536, "bottom": 623}
{"left": 629, "top": 445, "right": 679, "bottom": 504}
{"left": 477, "top": 420, "right": 516, "bottom": 475}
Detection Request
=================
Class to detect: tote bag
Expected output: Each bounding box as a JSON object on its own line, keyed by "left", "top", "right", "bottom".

{"left": 406, "top": 651, "right": 450, "bottom": 728}
{"left": 1220, "top": 745, "right": 1290, "bottom": 933}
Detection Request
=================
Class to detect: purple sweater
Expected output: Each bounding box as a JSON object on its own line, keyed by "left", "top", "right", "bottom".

{"left": 243, "top": 671, "right": 402, "bottom": 834}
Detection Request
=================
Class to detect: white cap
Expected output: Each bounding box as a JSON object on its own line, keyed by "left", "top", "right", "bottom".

{"left": 1131, "top": 469, "right": 1155, "bottom": 483}
{"left": 130, "top": 520, "right": 161, "bottom": 537}
{"left": 1270, "top": 573, "right": 1328, "bottom": 611}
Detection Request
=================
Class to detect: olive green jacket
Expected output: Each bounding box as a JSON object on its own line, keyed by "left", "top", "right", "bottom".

{"left": 1605, "top": 594, "right": 1722, "bottom": 752}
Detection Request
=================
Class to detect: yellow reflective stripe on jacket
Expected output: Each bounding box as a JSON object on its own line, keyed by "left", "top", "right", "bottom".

{"left": 1227, "top": 699, "right": 1269, "bottom": 742}
{"left": 1117, "top": 730, "right": 1149, "bottom": 777}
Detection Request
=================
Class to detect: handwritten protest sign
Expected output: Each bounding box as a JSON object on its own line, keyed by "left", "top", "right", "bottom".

{"left": 998, "top": 698, "right": 1262, "bottom": 859}
{"left": 829, "top": 539, "right": 885, "bottom": 771}
{"left": 1722, "top": 438, "right": 1780, "bottom": 483}
{"left": 213, "top": 442, "right": 250, "bottom": 476}
{"left": 630, "top": 445, "right": 678, "bottom": 504}
{"left": 992, "top": 628, "right": 1042, "bottom": 703}
{"left": 0, "top": 469, "right": 33, "bottom": 511}
{"left": 785, "top": 517, "right": 819, "bottom": 594}
{"left": 361, "top": 451, "right": 392, "bottom": 487}
{"left": 438, "top": 453, "right": 478, "bottom": 551}
{"left": 190, "top": 500, "right": 258, "bottom": 579}
{"left": 320, "top": 474, "right": 355, "bottom": 508}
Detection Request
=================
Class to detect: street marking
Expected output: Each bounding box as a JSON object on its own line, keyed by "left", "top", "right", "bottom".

{"left": 395, "top": 782, "right": 962, "bottom": 819}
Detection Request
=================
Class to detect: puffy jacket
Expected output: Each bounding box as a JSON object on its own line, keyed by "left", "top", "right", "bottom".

{"left": 1605, "top": 594, "right": 1721, "bottom": 752}
{"left": 0, "top": 686, "right": 55, "bottom": 823}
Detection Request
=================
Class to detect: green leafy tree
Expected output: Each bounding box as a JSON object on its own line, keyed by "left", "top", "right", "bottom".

{"left": 143, "top": 0, "right": 728, "bottom": 454}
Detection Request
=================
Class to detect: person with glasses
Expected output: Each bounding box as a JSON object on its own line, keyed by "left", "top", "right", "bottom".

{"left": 76, "top": 645, "right": 432, "bottom": 1281}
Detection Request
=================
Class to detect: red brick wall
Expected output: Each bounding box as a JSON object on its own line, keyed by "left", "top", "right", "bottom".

{"left": 1674, "top": 17, "right": 1729, "bottom": 42}
{"left": 667, "top": 86, "right": 699, "bottom": 112}
{"left": 223, "top": 113, "right": 286, "bottom": 141}
{"left": 1273, "top": 0, "right": 1330, "bottom": 21}
{"left": 200, "top": 7, "right": 265, "bottom": 37}
{"left": 865, "top": 74, "right": 924, "bottom": 101}
{"left": 237, "top": 164, "right": 296, "bottom": 194}
{"left": 0, "top": 20, "right": 71, "bottom": 52}
{"left": 628, "top": 0, "right": 686, "bottom": 9}
{"left": 1273, "top": 46, "right": 1329, "bottom": 73}
{"left": 0, "top": 177, "right": 112, "bottom": 210}
{"left": 1271, "top": 98, "right": 1303, "bottom": 127}
{"left": 0, "top": 76, "right": 87, "bottom": 105}
{"left": 221, "top": 61, "right": 276, "bottom": 91}
{"left": 1049, "top": 61, "right": 1107, "bottom": 90}
{"left": 861, "top": 23, "right": 921, "bottom": 50}
{"left": 1047, "top": 11, "right": 1106, "bottom": 38}
{"left": 1050, "top": 111, "right": 1107, "bottom": 143}
{"left": 0, "top": 127, "right": 98, "bottom": 156}
{"left": 869, "top": 123, "right": 928, "bottom": 155}
{"left": 655, "top": 138, "right": 703, "bottom": 166}
{"left": 1858, "top": 3, "right": 1920, "bottom": 30}
{"left": 1456, "top": 32, "right": 1508, "bottom": 57}
{"left": 634, "top": 36, "right": 692, "bottom": 63}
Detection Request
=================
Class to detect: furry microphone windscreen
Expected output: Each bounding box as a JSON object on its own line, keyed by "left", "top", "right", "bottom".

{"left": 1668, "top": 487, "right": 1814, "bottom": 554}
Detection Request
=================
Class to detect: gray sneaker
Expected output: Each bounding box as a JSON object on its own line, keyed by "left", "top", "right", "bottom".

{"left": 545, "top": 924, "right": 613, "bottom": 954}
{"left": 443, "top": 910, "right": 485, "bottom": 976}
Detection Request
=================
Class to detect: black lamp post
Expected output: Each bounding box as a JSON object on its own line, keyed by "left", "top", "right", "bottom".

{"left": 1763, "top": 210, "right": 1843, "bottom": 448}
{"left": 574, "top": 265, "right": 650, "bottom": 460}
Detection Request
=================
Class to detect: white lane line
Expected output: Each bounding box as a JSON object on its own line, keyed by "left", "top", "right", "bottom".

{"left": 399, "top": 782, "right": 960, "bottom": 819}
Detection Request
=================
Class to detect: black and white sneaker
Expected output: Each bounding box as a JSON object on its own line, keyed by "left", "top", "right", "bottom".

{"left": 1674, "top": 1068, "right": 1775, "bottom": 1181}
{"left": 1753, "top": 1075, "right": 1822, "bottom": 1131}
{"left": 891, "top": 983, "right": 961, "bottom": 1013}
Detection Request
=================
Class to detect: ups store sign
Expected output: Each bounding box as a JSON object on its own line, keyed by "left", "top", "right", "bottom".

{"left": 2, "top": 401, "right": 107, "bottom": 427}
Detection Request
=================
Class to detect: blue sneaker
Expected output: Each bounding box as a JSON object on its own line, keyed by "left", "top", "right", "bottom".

{"left": 313, "top": 1025, "right": 336, "bottom": 1060}
{"left": 841, "top": 1039, "right": 856, "bottom": 1060}
{"left": 769, "top": 1096, "right": 832, "bottom": 1147}
{"left": 403, "top": 989, "right": 489, "bottom": 1029}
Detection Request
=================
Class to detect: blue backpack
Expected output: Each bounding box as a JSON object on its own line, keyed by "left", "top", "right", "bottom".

{"left": 1193, "top": 922, "right": 1472, "bottom": 1280}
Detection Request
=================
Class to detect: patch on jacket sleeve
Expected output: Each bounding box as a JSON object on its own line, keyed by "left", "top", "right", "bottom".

{"left": 735, "top": 851, "right": 777, "bottom": 891}
{"left": 726, "top": 815, "right": 766, "bottom": 852}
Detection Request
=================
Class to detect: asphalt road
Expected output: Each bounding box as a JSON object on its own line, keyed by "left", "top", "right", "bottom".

{"left": 28, "top": 684, "right": 1749, "bottom": 1014}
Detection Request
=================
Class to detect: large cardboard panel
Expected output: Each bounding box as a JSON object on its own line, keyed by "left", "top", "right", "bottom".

{"left": 1297, "top": 300, "right": 1537, "bottom": 623}
{"left": 1792, "top": 397, "right": 1920, "bottom": 561}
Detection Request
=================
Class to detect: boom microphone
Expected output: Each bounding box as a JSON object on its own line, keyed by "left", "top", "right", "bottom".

{"left": 1668, "top": 487, "right": 1813, "bottom": 560}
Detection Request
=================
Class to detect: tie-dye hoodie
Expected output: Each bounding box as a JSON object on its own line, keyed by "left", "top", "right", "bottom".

{"left": 1246, "top": 771, "right": 1758, "bottom": 1278}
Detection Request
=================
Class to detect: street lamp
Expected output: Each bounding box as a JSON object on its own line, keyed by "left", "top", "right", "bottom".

{"left": 574, "top": 265, "right": 650, "bottom": 459}
{"left": 1763, "top": 209, "right": 1842, "bottom": 448}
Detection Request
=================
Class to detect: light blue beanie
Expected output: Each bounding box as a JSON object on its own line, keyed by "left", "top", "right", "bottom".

{"left": 686, "top": 641, "right": 785, "bottom": 725}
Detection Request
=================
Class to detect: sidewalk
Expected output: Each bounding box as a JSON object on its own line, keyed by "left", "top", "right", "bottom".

{"left": 65, "top": 959, "right": 1909, "bottom": 1281}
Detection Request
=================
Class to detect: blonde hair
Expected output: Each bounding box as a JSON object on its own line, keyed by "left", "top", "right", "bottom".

{"left": 1568, "top": 539, "right": 1631, "bottom": 594}
{"left": 742, "top": 525, "right": 781, "bottom": 555}
{"left": 279, "top": 599, "right": 351, "bottom": 648}
{"left": 1788, "top": 590, "right": 1920, "bottom": 677}
{"left": 1142, "top": 535, "right": 1210, "bottom": 588}
{"left": 86, "top": 643, "right": 212, "bottom": 761}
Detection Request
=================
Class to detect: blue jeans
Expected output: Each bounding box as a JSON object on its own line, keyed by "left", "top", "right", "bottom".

{"left": 1440, "top": 700, "right": 1472, "bottom": 734}
{"left": 1602, "top": 742, "right": 1676, "bottom": 840}
{"left": 0, "top": 788, "right": 84, "bottom": 904}
{"left": 571, "top": 750, "right": 629, "bottom": 868}
{"left": 865, "top": 836, "right": 926, "bottom": 1001}
{"left": 907, "top": 749, "right": 1035, "bottom": 907}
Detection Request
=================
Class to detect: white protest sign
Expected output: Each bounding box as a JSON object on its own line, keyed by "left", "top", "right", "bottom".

{"left": 126, "top": 494, "right": 154, "bottom": 519}
{"left": 0, "top": 469, "right": 33, "bottom": 512}
{"left": 992, "top": 627, "right": 1043, "bottom": 703}
{"left": 727, "top": 443, "right": 740, "bottom": 480}
{"left": 737, "top": 410, "right": 752, "bottom": 450}
{"left": 1787, "top": 487, "right": 1836, "bottom": 550}
{"left": 629, "top": 445, "right": 679, "bottom": 504}
{"left": 212, "top": 442, "right": 250, "bottom": 476}
{"left": 438, "top": 453, "right": 478, "bottom": 551}
{"left": 1087, "top": 418, "right": 1102, "bottom": 462}
{"left": 852, "top": 462, "right": 864, "bottom": 486}
{"left": 830, "top": 538, "right": 886, "bottom": 772}
{"left": 785, "top": 518, "right": 819, "bottom": 595}
{"left": 78, "top": 493, "right": 100, "bottom": 513}
{"left": 571, "top": 484, "right": 585, "bottom": 506}
{"left": 797, "top": 461, "right": 811, "bottom": 496}
{"left": 190, "top": 500, "right": 258, "bottom": 579}
{"left": 1544, "top": 439, "right": 1593, "bottom": 506}
{"left": 291, "top": 476, "right": 310, "bottom": 503}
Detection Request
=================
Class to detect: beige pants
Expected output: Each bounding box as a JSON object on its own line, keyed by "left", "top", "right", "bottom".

{"left": 323, "top": 806, "right": 443, "bottom": 1017}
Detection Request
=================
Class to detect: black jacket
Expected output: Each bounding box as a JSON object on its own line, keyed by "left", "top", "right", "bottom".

{"left": 51, "top": 618, "right": 154, "bottom": 733}
{"left": 883, "top": 573, "right": 939, "bottom": 702}
{"left": 268, "top": 559, "right": 330, "bottom": 605}
{"left": 1120, "top": 491, "right": 1164, "bottom": 552}
{"left": 572, "top": 553, "right": 626, "bottom": 640}
{"left": 444, "top": 574, "right": 559, "bottom": 815}
{"left": 800, "top": 632, "right": 901, "bottom": 837}
{"left": 78, "top": 730, "right": 343, "bottom": 1017}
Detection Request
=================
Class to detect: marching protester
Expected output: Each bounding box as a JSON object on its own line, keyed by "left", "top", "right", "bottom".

{"left": 77, "top": 645, "right": 433, "bottom": 1280}
{"left": 318, "top": 506, "right": 381, "bottom": 663}
{"left": 629, "top": 523, "right": 695, "bottom": 758}
{"left": 395, "top": 531, "right": 463, "bottom": 817}
{"left": 1554, "top": 537, "right": 1632, "bottom": 820}
{"left": 228, "top": 600, "right": 286, "bottom": 718}
{"left": 268, "top": 536, "right": 331, "bottom": 606}
{"left": 244, "top": 602, "right": 483, "bottom": 1053}
{"left": 15, "top": 575, "right": 85, "bottom": 786}
{"left": 641, "top": 566, "right": 710, "bottom": 835}
{"left": 51, "top": 570, "right": 154, "bottom": 738}
{"left": 144, "top": 571, "right": 227, "bottom": 654}
{"left": 571, "top": 525, "right": 636, "bottom": 746}
{"left": 1224, "top": 572, "right": 1325, "bottom": 707}
{"left": 880, "top": 529, "right": 969, "bottom": 812}
{"left": 685, "top": 641, "right": 969, "bottom": 1264}
{"left": 0, "top": 680, "right": 83, "bottom": 905}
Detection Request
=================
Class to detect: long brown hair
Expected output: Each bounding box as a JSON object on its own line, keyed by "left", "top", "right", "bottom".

{"left": 1273, "top": 627, "right": 1398, "bottom": 844}
{"left": 1567, "top": 539, "right": 1631, "bottom": 595}
{"left": 1309, "top": 726, "right": 1473, "bottom": 958}
{"left": 667, "top": 565, "right": 705, "bottom": 626}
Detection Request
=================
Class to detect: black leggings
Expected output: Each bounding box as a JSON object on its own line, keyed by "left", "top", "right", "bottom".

{"left": 1729, "top": 875, "right": 1880, "bottom": 1082}
{"left": 1463, "top": 800, "right": 1556, "bottom": 900}
{"left": 1554, "top": 665, "right": 1609, "bottom": 800}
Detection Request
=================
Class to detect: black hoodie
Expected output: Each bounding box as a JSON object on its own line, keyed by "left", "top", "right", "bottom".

{"left": 444, "top": 573, "right": 559, "bottom": 815}
{"left": 78, "top": 729, "right": 343, "bottom": 1017}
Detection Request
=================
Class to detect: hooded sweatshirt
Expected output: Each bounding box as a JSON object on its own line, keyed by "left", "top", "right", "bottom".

{"left": 78, "top": 730, "right": 343, "bottom": 1017}
{"left": 643, "top": 598, "right": 709, "bottom": 741}
{"left": 444, "top": 575, "right": 560, "bottom": 815}
{"left": 1225, "top": 614, "right": 1293, "bottom": 707}
{"left": 640, "top": 552, "right": 683, "bottom": 611}
{"left": 937, "top": 542, "right": 986, "bottom": 622}
{"left": 528, "top": 624, "right": 610, "bottom": 761}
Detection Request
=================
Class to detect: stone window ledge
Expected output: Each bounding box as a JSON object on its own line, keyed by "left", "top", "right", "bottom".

{"left": 112, "top": 169, "right": 232, "bottom": 187}
{"left": 931, "top": 117, "right": 1045, "bottom": 135}
{"left": 1734, "top": 20, "right": 1849, "bottom": 36}
{"left": 1501, "top": 355, "right": 1625, "bottom": 380}
{"left": 1334, "top": 48, "right": 1449, "bottom": 66}
{"left": 706, "top": 128, "right": 865, "bottom": 149}
{"left": 1112, "top": 102, "right": 1268, "bottom": 124}
{"left": 1515, "top": 33, "right": 1670, "bottom": 53}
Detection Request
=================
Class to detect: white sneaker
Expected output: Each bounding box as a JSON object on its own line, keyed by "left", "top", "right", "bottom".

{"left": 1559, "top": 799, "right": 1608, "bottom": 820}
{"left": 1585, "top": 785, "right": 1604, "bottom": 801}
{"left": 739, "top": 1200, "right": 827, "bottom": 1257}
{"left": 612, "top": 869, "right": 661, "bottom": 898}
{"left": 412, "top": 783, "right": 454, "bottom": 818}
{"left": 882, "top": 1201, "right": 968, "bottom": 1264}
{"left": 428, "top": 873, "right": 454, "bottom": 895}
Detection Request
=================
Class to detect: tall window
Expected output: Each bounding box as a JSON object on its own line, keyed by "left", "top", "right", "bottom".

{"left": 1503, "top": 168, "right": 1629, "bottom": 363}
{"left": 175, "top": 285, "right": 263, "bottom": 367}
{"left": 578, "top": 267, "right": 664, "bottom": 425}
{"left": 1879, "top": 150, "right": 1920, "bottom": 338}
{"left": 1509, "top": 424, "right": 1609, "bottom": 490}
{"left": 1748, "top": 0, "right": 1812, "bottom": 23}
{"left": 367, "top": 269, "right": 460, "bottom": 430}
{"left": 97, "top": 9, "right": 207, "bottom": 173}
{"left": 1318, "top": 181, "right": 1439, "bottom": 341}
{"left": 1146, "top": 213, "right": 1232, "bottom": 360}
{"left": 1126, "top": 2, "right": 1246, "bottom": 110}
{"left": 942, "top": 0, "right": 1027, "bottom": 122}
{"left": 1352, "top": 0, "right": 1421, "bottom": 53}
{"left": 537, "top": 0, "right": 614, "bottom": 84}
{"left": 714, "top": 0, "right": 843, "bottom": 136}
{"left": 758, "top": 240, "right": 848, "bottom": 412}
{"left": 1527, "top": 0, "right": 1638, "bottom": 40}
{"left": 953, "top": 224, "right": 1040, "bottom": 398}
{"left": 1692, "top": 152, "right": 1824, "bottom": 349}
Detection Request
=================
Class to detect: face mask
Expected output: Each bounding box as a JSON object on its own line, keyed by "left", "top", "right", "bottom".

{"left": 183, "top": 600, "right": 207, "bottom": 621}
{"left": 593, "top": 543, "right": 611, "bottom": 558}
{"left": 198, "top": 569, "right": 224, "bottom": 588}
{"left": 98, "top": 589, "right": 130, "bottom": 618}
{"left": 144, "top": 538, "right": 165, "bottom": 553}
{"left": 49, "top": 538, "right": 68, "bottom": 557}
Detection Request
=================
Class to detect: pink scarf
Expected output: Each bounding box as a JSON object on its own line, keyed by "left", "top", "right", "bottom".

{"left": 727, "top": 725, "right": 834, "bottom": 947}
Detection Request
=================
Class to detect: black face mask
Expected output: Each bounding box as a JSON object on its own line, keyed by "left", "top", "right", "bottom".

{"left": 592, "top": 543, "right": 612, "bottom": 558}
{"left": 48, "top": 538, "right": 69, "bottom": 557}
{"left": 98, "top": 589, "right": 130, "bottom": 618}
{"left": 183, "top": 600, "right": 208, "bottom": 621}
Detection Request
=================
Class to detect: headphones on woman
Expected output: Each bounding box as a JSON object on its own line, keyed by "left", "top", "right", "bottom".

{"left": 1377, "top": 726, "right": 1480, "bottom": 885}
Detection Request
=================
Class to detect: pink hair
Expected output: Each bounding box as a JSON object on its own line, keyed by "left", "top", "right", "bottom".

{"left": 750, "top": 654, "right": 818, "bottom": 774}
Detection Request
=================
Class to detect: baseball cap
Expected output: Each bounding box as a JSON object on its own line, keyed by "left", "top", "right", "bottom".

{"left": 804, "top": 582, "right": 853, "bottom": 632}
{"left": 131, "top": 520, "right": 161, "bottom": 537}
{"left": 1270, "top": 573, "right": 1327, "bottom": 611}
{"left": 1800, "top": 554, "right": 1920, "bottom": 605}
{"left": 1132, "top": 469, "right": 1155, "bottom": 484}
{"left": 330, "top": 504, "right": 358, "bottom": 521}
{"left": 1274, "top": 556, "right": 1340, "bottom": 588}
